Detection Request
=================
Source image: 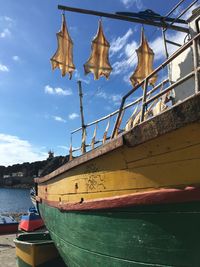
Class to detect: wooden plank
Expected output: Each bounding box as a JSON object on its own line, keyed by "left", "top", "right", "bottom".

{"left": 37, "top": 123, "right": 200, "bottom": 203}
{"left": 39, "top": 155, "right": 200, "bottom": 203}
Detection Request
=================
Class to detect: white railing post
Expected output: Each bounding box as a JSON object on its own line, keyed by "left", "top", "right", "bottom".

{"left": 193, "top": 38, "right": 200, "bottom": 93}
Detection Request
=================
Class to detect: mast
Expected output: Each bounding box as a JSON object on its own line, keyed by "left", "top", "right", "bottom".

{"left": 77, "top": 81, "right": 86, "bottom": 153}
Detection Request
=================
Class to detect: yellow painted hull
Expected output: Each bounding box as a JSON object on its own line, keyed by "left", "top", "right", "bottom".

{"left": 38, "top": 122, "right": 200, "bottom": 204}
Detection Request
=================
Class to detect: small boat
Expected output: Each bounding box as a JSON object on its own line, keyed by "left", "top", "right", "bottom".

{"left": 14, "top": 232, "right": 66, "bottom": 267}
{"left": 19, "top": 207, "right": 44, "bottom": 232}
{"left": 0, "top": 215, "right": 18, "bottom": 235}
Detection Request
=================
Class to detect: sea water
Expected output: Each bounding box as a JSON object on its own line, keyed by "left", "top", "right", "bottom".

{"left": 0, "top": 188, "right": 32, "bottom": 213}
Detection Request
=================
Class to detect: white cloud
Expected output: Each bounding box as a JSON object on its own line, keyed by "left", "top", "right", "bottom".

{"left": 69, "top": 26, "right": 78, "bottom": 34}
{"left": 52, "top": 116, "right": 66, "bottom": 123}
{"left": 44, "top": 85, "right": 53, "bottom": 94}
{"left": 112, "top": 60, "right": 128, "bottom": 76}
{"left": 96, "top": 91, "right": 122, "bottom": 106}
{"left": 123, "top": 72, "right": 132, "bottom": 85}
{"left": 112, "top": 40, "right": 138, "bottom": 76}
{"left": 0, "top": 16, "right": 13, "bottom": 23}
{"left": 0, "top": 134, "right": 47, "bottom": 166}
{"left": 110, "top": 29, "right": 133, "bottom": 57}
{"left": 121, "top": 0, "right": 143, "bottom": 9}
{"left": 0, "top": 63, "right": 9, "bottom": 72}
{"left": 12, "top": 55, "right": 20, "bottom": 61}
{"left": 124, "top": 40, "right": 138, "bottom": 66}
{"left": 166, "top": 32, "right": 186, "bottom": 55}
{"left": 149, "top": 31, "right": 186, "bottom": 62}
{"left": 172, "top": 6, "right": 183, "bottom": 17}
{"left": 74, "top": 70, "right": 90, "bottom": 84}
{"left": 44, "top": 85, "right": 72, "bottom": 96}
{"left": 68, "top": 113, "right": 79, "bottom": 120}
{"left": 0, "top": 28, "right": 11, "bottom": 38}
{"left": 96, "top": 91, "right": 108, "bottom": 99}
{"left": 54, "top": 87, "right": 70, "bottom": 95}
{"left": 149, "top": 36, "right": 166, "bottom": 61}
{"left": 111, "top": 94, "right": 122, "bottom": 103}
{"left": 4, "top": 16, "right": 13, "bottom": 22}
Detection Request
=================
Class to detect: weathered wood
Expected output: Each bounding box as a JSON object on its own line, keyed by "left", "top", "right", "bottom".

{"left": 124, "top": 93, "right": 200, "bottom": 147}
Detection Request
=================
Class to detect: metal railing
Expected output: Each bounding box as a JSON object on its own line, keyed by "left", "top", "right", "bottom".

{"left": 69, "top": 32, "right": 200, "bottom": 159}
{"left": 112, "top": 32, "right": 200, "bottom": 137}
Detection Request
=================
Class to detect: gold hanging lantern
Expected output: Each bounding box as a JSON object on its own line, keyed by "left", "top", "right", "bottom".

{"left": 130, "top": 28, "right": 157, "bottom": 87}
{"left": 51, "top": 14, "right": 75, "bottom": 79}
{"left": 84, "top": 20, "right": 112, "bottom": 80}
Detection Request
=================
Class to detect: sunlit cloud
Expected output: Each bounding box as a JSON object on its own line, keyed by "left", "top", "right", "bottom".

{"left": 110, "top": 29, "right": 133, "bottom": 57}
{"left": 120, "top": 0, "right": 143, "bottom": 9}
{"left": 0, "top": 63, "right": 9, "bottom": 72}
{"left": 111, "top": 39, "right": 138, "bottom": 76}
{"left": 4, "top": 16, "right": 13, "bottom": 22}
{"left": 12, "top": 55, "right": 20, "bottom": 61}
{"left": 52, "top": 116, "right": 66, "bottom": 123}
{"left": 0, "top": 134, "right": 47, "bottom": 166}
{"left": 74, "top": 70, "right": 90, "bottom": 84}
{"left": 68, "top": 113, "right": 79, "bottom": 120}
{"left": 44, "top": 85, "right": 72, "bottom": 96}
{"left": 96, "top": 91, "right": 122, "bottom": 106}
{"left": 149, "top": 31, "right": 187, "bottom": 62}
{"left": 124, "top": 41, "right": 138, "bottom": 67}
{"left": 0, "top": 28, "right": 11, "bottom": 38}
{"left": 123, "top": 72, "right": 132, "bottom": 85}
{"left": 96, "top": 91, "right": 107, "bottom": 99}
{"left": 0, "top": 16, "right": 13, "bottom": 23}
{"left": 110, "top": 94, "right": 122, "bottom": 103}
{"left": 69, "top": 26, "right": 78, "bottom": 34}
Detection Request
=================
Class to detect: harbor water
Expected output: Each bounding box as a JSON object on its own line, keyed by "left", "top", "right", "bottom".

{"left": 0, "top": 188, "right": 32, "bottom": 213}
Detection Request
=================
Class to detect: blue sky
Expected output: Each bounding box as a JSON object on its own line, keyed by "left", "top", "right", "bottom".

{"left": 0, "top": 0, "right": 197, "bottom": 166}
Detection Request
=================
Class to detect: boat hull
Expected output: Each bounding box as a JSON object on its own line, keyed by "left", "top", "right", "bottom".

{"left": 0, "top": 215, "right": 18, "bottom": 235}
{"left": 39, "top": 201, "right": 200, "bottom": 267}
{"left": 19, "top": 212, "right": 44, "bottom": 232}
{"left": 14, "top": 232, "right": 66, "bottom": 267}
{"left": 36, "top": 95, "right": 200, "bottom": 266}
{"left": 0, "top": 222, "right": 18, "bottom": 235}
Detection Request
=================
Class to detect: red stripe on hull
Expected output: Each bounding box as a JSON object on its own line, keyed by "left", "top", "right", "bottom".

{"left": 38, "top": 186, "right": 200, "bottom": 211}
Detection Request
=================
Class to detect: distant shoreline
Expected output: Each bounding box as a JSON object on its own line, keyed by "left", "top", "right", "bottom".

{"left": 0, "top": 212, "right": 25, "bottom": 222}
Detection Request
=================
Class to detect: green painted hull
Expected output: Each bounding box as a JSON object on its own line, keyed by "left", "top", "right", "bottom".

{"left": 39, "top": 202, "right": 200, "bottom": 267}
